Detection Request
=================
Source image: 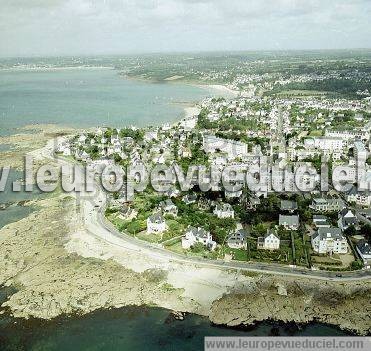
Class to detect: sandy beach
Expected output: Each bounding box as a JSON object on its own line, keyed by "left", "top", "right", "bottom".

{"left": 203, "top": 84, "right": 240, "bottom": 98}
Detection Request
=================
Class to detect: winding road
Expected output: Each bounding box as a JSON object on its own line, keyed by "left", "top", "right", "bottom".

{"left": 41, "top": 139, "right": 371, "bottom": 282}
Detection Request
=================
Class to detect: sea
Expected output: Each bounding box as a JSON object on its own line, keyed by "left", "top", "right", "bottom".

{"left": 0, "top": 68, "right": 212, "bottom": 136}
{"left": 0, "top": 67, "right": 210, "bottom": 226}
{"left": 0, "top": 306, "right": 350, "bottom": 351}
{"left": 0, "top": 67, "right": 353, "bottom": 349}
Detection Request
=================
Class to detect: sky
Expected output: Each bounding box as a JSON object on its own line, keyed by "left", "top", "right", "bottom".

{"left": 0, "top": 0, "right": 370, "bottom": 57}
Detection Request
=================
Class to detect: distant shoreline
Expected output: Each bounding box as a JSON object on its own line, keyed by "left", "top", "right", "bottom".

{"left": 0, "top": 66, "right": 114, "bottom": 72}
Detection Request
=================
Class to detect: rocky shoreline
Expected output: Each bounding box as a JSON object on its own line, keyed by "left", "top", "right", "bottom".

{"left": 0, "top": 192, "right": 369, "bottom": 335}
{"left": 209, "top": 278, "right": 371, "bottom": 336}
{"left": 0, "top": 126, "right": 370, "bottom": 336}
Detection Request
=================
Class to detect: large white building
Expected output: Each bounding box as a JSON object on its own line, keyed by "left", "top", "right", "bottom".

{"left": 311, "top": 227, "right": 348, "bottom": 255}
{"left": 304, "top": 137, "right": 346, "bottom": 152}
{"left": 325, "top": 130, "right": 369, "bottom": 141}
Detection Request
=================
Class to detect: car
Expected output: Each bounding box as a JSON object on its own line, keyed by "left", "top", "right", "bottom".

{"left": 335, "top": 274, "right": 343, "bottom": 278}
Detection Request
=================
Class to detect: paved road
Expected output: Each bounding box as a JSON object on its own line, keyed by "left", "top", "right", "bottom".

{"left": 42, "top": 139, "right": 371, "bottom": 282}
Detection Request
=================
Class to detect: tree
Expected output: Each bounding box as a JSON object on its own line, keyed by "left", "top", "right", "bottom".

{"left": 360, "top": 224, "right": 371, "bottom": 243}
{"left": 350, "top": 260, "right": 363, "bottom": 270}
{"left": 126, "top": 220, "right": 146, "bottom": 235}
{"left": 191, "top": 242, "right": 205, "bottom": 253}
{"left": 344, "top": 225, "right": 356, "bottom": 237}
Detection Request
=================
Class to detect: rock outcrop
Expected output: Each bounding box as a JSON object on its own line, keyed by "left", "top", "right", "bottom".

{"left": 209, "top": 277, "right": 371, "bottom": 335}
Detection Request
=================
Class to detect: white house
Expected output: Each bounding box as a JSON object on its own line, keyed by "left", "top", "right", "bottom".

{"left": 279, "top": 214, "right": 299, "bottom": 230}
{"left": 214, "top": 203, "right": 234, "bottom": 219}
{"left": 258, "top": 230, "right": 280, "bottom": 250}
{"left": 179, "top": 117, "right": 197, "bottom": 131}
{"left": 144, "top": 130, "right": 158, "bottom": 142}
{"left": 147, "top": 213, "right": 166, "bottom": 234}
{"left": 181, "top": 226, "right": 216, "bottom": 250}
{"left": 225, "top": 188, "right": 243, "bottom": 199}
{"left": 56, "top": 141, "right": 72, "bottom": 156}
{"left": 311, "top": 227, "right": 348, "bottom": 255}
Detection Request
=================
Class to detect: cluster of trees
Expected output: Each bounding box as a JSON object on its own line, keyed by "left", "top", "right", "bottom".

{"left": 272, "top": 78, "right": 371, "bottom": 99}
{"left": 238, "top": 194, "right": 280, "bottom": 225}
{"left": 119, "top": 128, "right": 144, "bottom": 142}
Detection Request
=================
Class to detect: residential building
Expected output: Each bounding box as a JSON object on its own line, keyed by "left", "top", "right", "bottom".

{"left": 203, "top": 134, "right": 248, "bottom": 159}
{"left": 304, "top": 136, "right": 346, "bottom": 152}
{"left": 347, "top": 187, "right": 371, "bottom": 207}
{"left": 311, "top": 227, "right": 348, "bottom": 254}
{"left": 258, "top": 230, "right": 280, "bottom": 250}
{"left": 181, "top": 226, "right": 216, "bottom": 250}
{"left": 354, "top": 140, "right": 368, "bottom": 161}
{"left": 214, "top": 203, "right": 235, "bottom": 219}
{"left": 227, "top": 229, "right": 248, "bottom": 249}
{"left": 356, "top": 240, "right": 371, "bottom": 265}
{"left": 246, "top": 197, "right": 261, "bottom": 210}
{"left": 325, "top": 130, "right": 369, "bottom": 141}
{"left": 280, "top": 200, "right": 298, "bottom": 213}
{"left": 159, "top": 199, "right": 178, "bottom": 216}
{"left": 147, "top": 213, "right": 166, "bottom": 234}
{"left": 279, "top": 215, "right": 299, "bottom": 230}
{"left": 118, "top": 205, "right": 137, "bottom": 221}
{"left": 310, "top": 198, "right": 346, "bottom": 212}
{"left": 313, "top": 215, "right": 331, "bottom": 228}
{"left": 337, "top": 208, "right": 358, "bottom": 231}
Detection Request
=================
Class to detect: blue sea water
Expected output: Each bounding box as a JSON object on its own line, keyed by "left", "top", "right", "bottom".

{"left": 0, "top": 68, "right": 210, "bottom": 136}
{"left": 0, "top": 306, "right": 350, "bottom": 351}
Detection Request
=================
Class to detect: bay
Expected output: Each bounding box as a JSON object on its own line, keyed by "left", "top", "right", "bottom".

{"left": 0, "top": 68, "right": 210, "bottom": 136}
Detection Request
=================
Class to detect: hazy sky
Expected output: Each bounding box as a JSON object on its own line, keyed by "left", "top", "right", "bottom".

{"left": 1, "top": 0, "right": 370, "bottom": 57}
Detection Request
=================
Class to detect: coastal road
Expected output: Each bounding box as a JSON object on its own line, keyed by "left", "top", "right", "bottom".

{"left": 41, "top": 139, "right": 371, "bottom": 282}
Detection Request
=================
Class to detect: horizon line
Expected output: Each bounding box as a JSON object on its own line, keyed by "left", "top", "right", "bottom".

{"left": 1, "top": 47, "right": 371, "bottom": 60}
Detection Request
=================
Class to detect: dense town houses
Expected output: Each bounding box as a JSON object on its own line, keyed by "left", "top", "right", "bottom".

{"left": 60, "top": 80, "right": 371, "bottom": 269}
